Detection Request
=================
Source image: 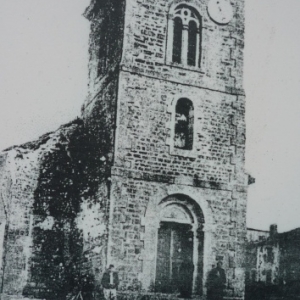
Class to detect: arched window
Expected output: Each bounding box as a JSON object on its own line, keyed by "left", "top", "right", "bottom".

{"left": 174, "top": 98, "right": 194, "bottom": 150}
{"left": 172, "top": 17, "right": 183, "bottom": 63}
{"left": 167, "top": 5, "right": 202, "bottom": 67}
{"left": 188, "top": 20, "right": 197, "bottom": 66}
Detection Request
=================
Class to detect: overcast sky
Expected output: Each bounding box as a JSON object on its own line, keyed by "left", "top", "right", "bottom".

{"left": 0, "top": 0, "right": 300, "bottom": 232}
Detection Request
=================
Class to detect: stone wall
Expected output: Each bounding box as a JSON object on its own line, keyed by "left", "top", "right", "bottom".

{"left": 108, "top": 175, "right": 247, "bottom": 298}
{"left": 84, "top": 0, "right": 246, "bottom": 96}
{"left": 0, "top": 143, "right": 43, "bottom": 298}
{"left": 83, "top": 0, "right": 126, "bottom": 98}
{"left": 121, "top": 0, "right": 245, "bottom": 94}
{"left": 247, "top": 228, "right": 269, "bottom": 243}
{"left": 99, "top": 0, "right": 248, "bottom": 297}
{"left": 82, "top": 76, "right": 119, "bottom": 167}
{"left": 109, "top": 60, "right": 247, "bottom": 299}
{"left": 0, "top": 120, "right": 110, "bottom": 300}
{"left": 115, "top": 71, "right": 246, "bottom": 189}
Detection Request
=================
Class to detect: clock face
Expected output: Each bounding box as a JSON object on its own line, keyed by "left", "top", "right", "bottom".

{"left": 207, "top": 0, "right": 233, "bottom": 25}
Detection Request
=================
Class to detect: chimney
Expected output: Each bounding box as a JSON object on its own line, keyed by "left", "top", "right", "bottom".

{"left": 270, "top": 224, "right": 278, "bottom": 239}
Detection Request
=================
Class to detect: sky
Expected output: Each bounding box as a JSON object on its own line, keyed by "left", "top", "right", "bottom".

{"left": 0, "top": 0, "right": 300, "bottom": 232}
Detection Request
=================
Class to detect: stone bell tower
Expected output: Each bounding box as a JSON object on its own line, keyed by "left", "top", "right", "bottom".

{"left": 82, "top": 0, "right": 248, "bottom": 298}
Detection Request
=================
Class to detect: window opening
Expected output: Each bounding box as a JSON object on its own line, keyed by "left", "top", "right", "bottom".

{"left": 168, "top": 5, "right": 202, "bottom": 67}
{"left": 188, "top": 21, "right": 197, "bottom": 66}
{"left": 173, "top": 18, "right": 183, "bottom": 64}
{"left": 174, "top": 98, "right": 194, "bottom": 150}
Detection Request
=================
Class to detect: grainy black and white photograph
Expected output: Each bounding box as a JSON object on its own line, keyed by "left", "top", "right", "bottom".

{"left": 0, "top": 1, "right": 300, "bottom": 300}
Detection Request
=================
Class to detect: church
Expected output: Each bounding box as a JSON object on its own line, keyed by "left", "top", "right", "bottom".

{"left": 0, "top": 0, "right": 248, "bottom": 299}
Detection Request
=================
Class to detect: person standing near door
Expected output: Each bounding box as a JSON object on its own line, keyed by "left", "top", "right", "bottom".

{"left": 101, "top": 264, "right": 119, "bottom": 300}
{"left": 206, "top": 261, "right": 226, "bottom": 300}
{"left": 178, "top": 260, "right": 194, "bottom": 298}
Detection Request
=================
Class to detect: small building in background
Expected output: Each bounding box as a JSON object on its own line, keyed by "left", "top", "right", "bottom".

{"left": 245, "top": 224, "right": 300, "bottom": 299}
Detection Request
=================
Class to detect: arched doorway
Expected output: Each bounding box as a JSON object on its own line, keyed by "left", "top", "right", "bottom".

{"left": 154, "top": 195, "right": 204, "bottom": 296}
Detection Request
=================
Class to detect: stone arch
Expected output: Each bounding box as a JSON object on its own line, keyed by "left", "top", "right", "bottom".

{"left": 159, "top": 194, "right": 204, "bottom": 225}
{"left": 166, "top": 1, "right": 202, "bottom": 67}
{"left": 166, "top": 95, "right": 198, "bottom": 158}
{"left": 142, "top": 193, "right": 205, "bottom": 295}
{"left": 174, "top": 98, "right": 194, "bottom": 150}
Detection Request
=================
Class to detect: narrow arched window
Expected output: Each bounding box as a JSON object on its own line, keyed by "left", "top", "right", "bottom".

{"left": 167, "top": 5, "right": 202, "bottom": 67}
{"left": 188, "top": 20, "right": 197, "bottom": 66}
{"left": 174, "top": 98, "right": 194, "bottom": 150}
{"left": 173, "top": 17, "right": 183, "bottom": 64}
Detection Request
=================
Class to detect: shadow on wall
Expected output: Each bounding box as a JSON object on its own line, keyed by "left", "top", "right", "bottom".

{"left": 245, "top": 282, "right": 300, "bottom": 300}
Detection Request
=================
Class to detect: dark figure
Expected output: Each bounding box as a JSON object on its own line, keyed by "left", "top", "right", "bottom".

{"left": 81, "top": 273, "right": 95, "bottom": 300}
{"left": 178, "top": 261, "right": 194, "bottom": 298}
{"left": 206, "top": 262, "right": 226, "bottom": 300}
{"left": 101, "top": 264, "right": 119, "bottom": 300}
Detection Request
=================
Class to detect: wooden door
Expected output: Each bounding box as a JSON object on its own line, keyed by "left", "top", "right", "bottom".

{"left": 155, "top": 222, "right": 193, "bottom": 294}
